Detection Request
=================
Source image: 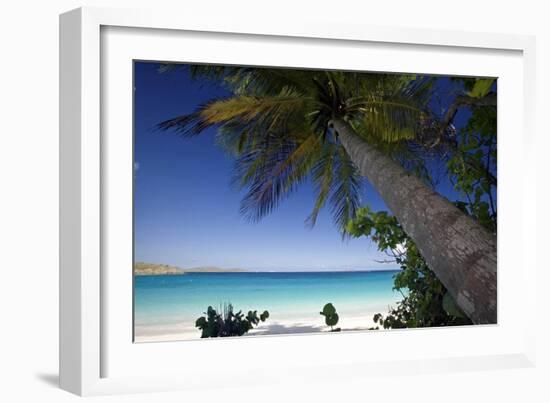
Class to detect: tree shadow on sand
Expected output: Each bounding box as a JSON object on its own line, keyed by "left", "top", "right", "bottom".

{"left": 249, "top": 322, "right": 324, "bottom": 335}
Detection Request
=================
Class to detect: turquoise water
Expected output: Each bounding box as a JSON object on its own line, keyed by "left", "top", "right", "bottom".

{"left": 134, "top": 271, "right": 402, "bottom": 336}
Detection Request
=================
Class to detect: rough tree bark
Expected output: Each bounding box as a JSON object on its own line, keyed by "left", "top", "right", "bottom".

{"left": 330, "top": 118, "right": 497, "bottom": 324}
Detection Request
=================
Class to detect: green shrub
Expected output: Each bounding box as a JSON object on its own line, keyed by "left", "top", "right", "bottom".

{"left": 195, "top": 303, "right": 269, "bottom": 338}
{"left": 347, "top": 206, "right": 472, "bottom": 329}
{"left": 320, "top": 303, "right": 341, "bottom": 332}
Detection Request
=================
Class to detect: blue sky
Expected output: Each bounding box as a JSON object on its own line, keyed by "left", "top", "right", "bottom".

{"left": 133, "top": 62, "right": 470, "bottom": 271}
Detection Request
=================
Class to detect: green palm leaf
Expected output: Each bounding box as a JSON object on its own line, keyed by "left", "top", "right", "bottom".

{"left": 159, "top": 65, "right": 434, "bottom": 232}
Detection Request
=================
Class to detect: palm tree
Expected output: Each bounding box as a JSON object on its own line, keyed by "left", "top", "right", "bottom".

{"left": 159, "top": 66, "right": 497, "bottom": 324}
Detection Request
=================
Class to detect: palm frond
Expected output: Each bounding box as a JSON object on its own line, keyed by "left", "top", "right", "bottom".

{"left": 237, "top": 128, "right": 322, "bottom": 222}
{"left": 306, "top": 143, "right": 362, "bottom": 233}
{"left": 157, "top": 90, "right": 305, "bottom": 137}
{"left": 200, "top": 93, "right": 302, "bottom": 124}
{"left": 351, "top": 98, "right": 422, "bottom": 142}
{"left": 224, "top": 68, "right": 315, "bottom": 96}
{"left": 158, "top": 65, "right": 436, "bottom": 233}
{"left": 329, "top": 146, "right": 362, "bottom": 233}
{"left": 345, "top": 80, "right": 431, "bottom": 143}
{"left": 189, "top": 64, "right": 233, "bottom": 80}
{"left": 306, "top": 144, "right": 335, "bottom": 227}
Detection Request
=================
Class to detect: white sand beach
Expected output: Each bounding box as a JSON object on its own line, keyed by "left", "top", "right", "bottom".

{"left": 134, "top": 312, "right": 382, "bottom": 343}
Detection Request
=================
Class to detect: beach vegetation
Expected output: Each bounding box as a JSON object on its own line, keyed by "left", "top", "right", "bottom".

{"left": 348, "top": 207, "right": 472, "bottom": 328}
{"left": 195, "top": 304, "right": 269, "bottom": 337}
{"left": 320, "top": 303, "right": 341, "bottom": 332}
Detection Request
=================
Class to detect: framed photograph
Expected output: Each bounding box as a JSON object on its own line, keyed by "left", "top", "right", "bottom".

{"left": 60, "top": 6, "right": 537, "bottom": 396}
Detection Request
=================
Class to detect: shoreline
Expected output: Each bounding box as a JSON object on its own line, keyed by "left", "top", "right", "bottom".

{"left": 135, "top": 268, "right": 401, "bottom": 277}
{"left": 134, "top": 312, "right": 381, "bottom": 343}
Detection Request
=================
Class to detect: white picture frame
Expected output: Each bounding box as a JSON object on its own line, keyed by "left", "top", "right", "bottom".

{"left": 59, "top": 6, "right": 537, "bottom": 396}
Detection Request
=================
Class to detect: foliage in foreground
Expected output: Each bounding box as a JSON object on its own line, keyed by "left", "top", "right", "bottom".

{"left": 347, "top": 206, "right": 472, "bottom": 328}
{"left": 343, "top": 78, "right": 496, "bottom": 328}
{"left": 320, "top": 303, "right": 341, "bottom": 332}
{"left": 195, "top": 304, "right": 269, "bottom": 338}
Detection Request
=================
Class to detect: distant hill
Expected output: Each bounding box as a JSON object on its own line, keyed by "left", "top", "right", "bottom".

{"left": 184, "top": 266, "right": 246, "bottom": 273}
{"left": 134, "top": 262, "right": 246, "bottom": 276}
{"left": 134, "top": 262, "right": 185, "bottom": 276}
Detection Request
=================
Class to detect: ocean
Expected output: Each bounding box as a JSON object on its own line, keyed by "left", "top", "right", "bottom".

{"left": 134, "top": 270, "right": 402, "bottom": 341}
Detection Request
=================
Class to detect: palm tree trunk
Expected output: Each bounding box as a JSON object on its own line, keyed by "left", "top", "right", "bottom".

{"left": 330, "top": 118, "right": 497, "bottom": 324}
